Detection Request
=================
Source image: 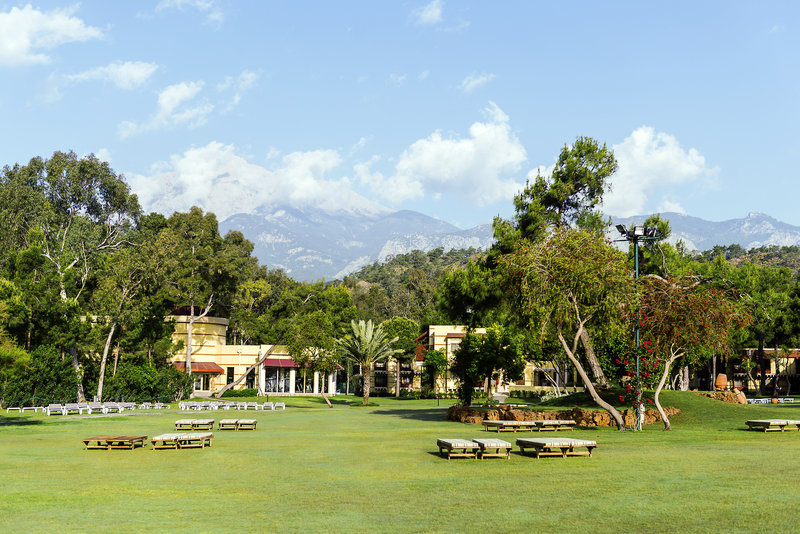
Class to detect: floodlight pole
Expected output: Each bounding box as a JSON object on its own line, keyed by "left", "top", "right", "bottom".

{"left": 616, "top": 224, "right": 660, "bottom": 431}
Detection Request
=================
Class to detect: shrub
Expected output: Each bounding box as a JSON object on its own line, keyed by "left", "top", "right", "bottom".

{"left": 221, "top": 387, "right": 258, "bottom": 398}
{"left": 103, "top": 361, "right": 191, "bottom": 402}
{"left": 1, "top": 345, "right": 78, "bottom": 405}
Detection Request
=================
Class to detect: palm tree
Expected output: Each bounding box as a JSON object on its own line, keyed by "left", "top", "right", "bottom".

{"left": 338, "top": 319, "right": 400, "bottom": 405}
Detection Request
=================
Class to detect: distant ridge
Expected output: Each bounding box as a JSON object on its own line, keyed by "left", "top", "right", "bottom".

{"left": 611, "top": 212, "right": 800, "bottom": 251}
{"left": 219, "top": 206, "right": 494, "bottom": 281}
{"left": 220, "top": 207, "right": 800, "bottom": 282}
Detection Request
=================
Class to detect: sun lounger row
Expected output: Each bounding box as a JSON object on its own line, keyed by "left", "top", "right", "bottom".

{"left": 437, "top": 437, "right": 597, "bottom": 460}
{"left": 218, "top": 419, "right": 257, "bottom": 430}
{"left": 745, "top": 419, "right": 800, "bottom": 432}
{"left": 482, "top": 419, "right": 577, "bottom": 432}
{"left": 175, "top": 419, "right": 215, "bottom": 430}
{"left": 179, "top": 400, "right": 286, "bottom": 411}
{"left": 152, "top": 433, "right": 214, "bottom": 450}
{"left": 747, "top": 397, "right": 795, "bottom": 404}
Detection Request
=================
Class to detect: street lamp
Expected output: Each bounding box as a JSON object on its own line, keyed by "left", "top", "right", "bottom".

{"left": 616, "top": 224, "right": 661, "bottom": 431}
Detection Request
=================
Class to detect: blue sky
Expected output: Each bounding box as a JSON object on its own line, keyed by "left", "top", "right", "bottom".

{"left": 1, "top": 1, "right": 798, "bottom": 229}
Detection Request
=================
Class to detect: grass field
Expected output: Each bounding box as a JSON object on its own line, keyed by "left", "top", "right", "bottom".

{"left": 2, "top": 392, "right": 799, "bottom": 533}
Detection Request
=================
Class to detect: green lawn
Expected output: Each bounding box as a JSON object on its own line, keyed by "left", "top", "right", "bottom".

{"left": 1, "top": 392, "right": 799, "bottom": 533}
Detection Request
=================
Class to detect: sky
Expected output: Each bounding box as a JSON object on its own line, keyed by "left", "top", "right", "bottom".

{"left": 1, "top": 1, "right": 799, "bottom": 229}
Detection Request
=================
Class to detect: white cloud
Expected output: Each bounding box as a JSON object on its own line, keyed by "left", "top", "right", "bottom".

{"left": 413, "top": 0, "right": 444, "bottom": 25}
{"left": 95, "top": 148, "right": 112, "bottom": 164}
{"left": 119, "top": 81, "right": 213, "bottom": 137}
{"left": 459, "top": 72, "right": 495, "bottom": 93}
{"left": 360, "top": 102, "right": 526, "bottom": 205}
{"left": 156, "top": 0, "right": 224, "bottom": 25}
{"left": 217, "top": 69, "right": 258, "bottom": 110}
{"left": 388, "top": 73, "right": 407, "bottom": 86}
{"left": 66, "top": 61, "right": 158, "bottom": 89}
{"left": 0, "top": 5, "right": 104, "bottom": 66}
{"left": 128, "top": 142, "right": 389, "bottom": 220}
{"left": 602, "top": 126, "right": 719, "bottom": 217}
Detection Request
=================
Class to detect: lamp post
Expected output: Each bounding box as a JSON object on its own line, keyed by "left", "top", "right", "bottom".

{"left": 615, "top": 224, "right": 661, "bottom": 431}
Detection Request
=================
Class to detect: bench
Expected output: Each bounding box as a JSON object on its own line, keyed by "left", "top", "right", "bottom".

{"left": 745, "top": 419, "right": 800, "bottom": 432}
{"left": 436, "top": 439, "right": 480, "bottom": 460}
{"left": 274, "top": 402, "right": 286, "bottom": 410}
{"left": 473, "top": 438, "right": 512, "bottom": 459}
{"left": 517, "top": 437, "right": 597, "bottom": 459}
{"left": 482, "top": 420, "right": 538, "bottom": 432}
{"left": 83, "top": 435, "right": 147, "bottom": 450}
{"left": 5, "top": 407, "right": 21, "bottom": 413}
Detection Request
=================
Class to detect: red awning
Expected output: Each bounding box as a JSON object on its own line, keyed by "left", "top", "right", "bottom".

{"left": 172, "top": 361, "right": 225, "bottom": 375}
{"left": 262, "top": 358, "right": 298, "bottom": 368}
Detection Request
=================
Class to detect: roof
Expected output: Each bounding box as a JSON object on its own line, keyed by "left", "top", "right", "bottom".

{"left": 172, "top": 361, "right": 225, "bottom": 375}
{"left": 262, "top": 358, "right": 298, "bottom": 368}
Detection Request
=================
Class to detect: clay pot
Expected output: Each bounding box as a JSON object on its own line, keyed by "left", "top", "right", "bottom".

{"left": 715, "top": 373, "right": 728, "bottom": 391}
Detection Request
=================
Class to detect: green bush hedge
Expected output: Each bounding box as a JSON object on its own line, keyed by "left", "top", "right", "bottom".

{"left": 221, "top": 387, "right": 258, "bottom": 398}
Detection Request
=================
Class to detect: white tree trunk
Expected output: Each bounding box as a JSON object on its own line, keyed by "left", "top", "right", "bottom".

{"left": 558, "top": 331, "right": 626, "bottom": 430}
{"left": 653, "top": 353, "right": 682, "bottom": 430}
{"left": 96, "top": 321, "right": 117, "bottom": 402}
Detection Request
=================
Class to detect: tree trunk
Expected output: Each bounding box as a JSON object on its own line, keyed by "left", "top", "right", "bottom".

{"left": 711, "top": 356, "right": 716, "bottom": 391}
{"left": 70, "top": 346, "right": 85, "bottom": 402}
{"left": 96, "top": 321, "right": 117, "bottom": 402}
{"left": 363, "top": 365, "right": 372, "bottom": 405}
{"left": 113, "top": 342, "right": 121, "bottom": 377}
{"left": 757, "top": 335, "right": 766, "bottom": 395}
{"left": 679, "top": 365, "right": 690, "bottom": 391}
{"left": 558, "top": 331, "right": 626, "bottom": 430}
{"left": 395, "top": 357, "right": 401, "bottom": 397}
{"left": 186, "top": 317, "right": 194, "bottom": 376}
{"left": 580, "top": 328, "right": 609, "bottom": 388}
{"left": 654, "top": 353, "right": 681, "bottom": 430}
{"left": 216, "top": 342, "right": 282, "bottom": 398}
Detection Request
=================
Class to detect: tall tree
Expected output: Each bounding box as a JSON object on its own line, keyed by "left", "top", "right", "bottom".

{"left": 449, "top": 325, "right": 526, "bottom": 406}
{"left": 337, "top": 320, "right": 400, "bottom": 405}
{"left": 499, "top": 229, "right": 633, "bottom": 430}
{"left": 2, "top": 151, "right": 141, "bottom": 400}
{"left": 633, "top": 275, "right": 749, "bottom": 429}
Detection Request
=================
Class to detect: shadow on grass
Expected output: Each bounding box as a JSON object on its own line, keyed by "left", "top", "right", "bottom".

{"left": 371, "top": 407, "right": 450, "bottom": 422}
{"left": 0, "top": 417, "right": 44, "bottom": 426}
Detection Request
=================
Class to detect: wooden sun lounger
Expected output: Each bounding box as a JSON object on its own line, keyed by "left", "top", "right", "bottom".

{"left": 152, "top": 433, "right": 183, "bottom": 449}
{"left": 482, "top": 420, "right": 538, "bottom": 432}
{"left": 236, "top": 419, "right": 257, "bottom": 430}
{"left": 745, "top": 419, "right": 800, "bottom": 432}
{"left": 176, "top": 432, "right": 214, "bottom": 449}
{"left": 83, "top": 435, "right": 147, "bottom": 450}
{"left": 472, "top": 438, "right": 512, "bottom": 459}
{"left": 436, "top": 439, "right": 480, "bottom": 460}
{"left": 535, "top": 420, "right": 577, "bottom": 432}
{"left": 218, "top": 419, "right": 239, "bottom": 430}
{"left": 517, "top": 437, "right": 597, "bottom": 459}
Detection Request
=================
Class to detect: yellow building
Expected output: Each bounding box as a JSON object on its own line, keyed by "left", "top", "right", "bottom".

{"left": 414, "top": 325, "right": 582, "bottom": 395}
{"left": 169, "top": 313, "right": 336, "bottom": 397}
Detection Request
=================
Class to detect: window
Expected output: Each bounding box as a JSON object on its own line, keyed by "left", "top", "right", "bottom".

{"left": 374, "top": 372, "right": 388, "bottom": 388}
{"left": 201, "top": 374, "right": 210, "bottom": 390}
{"left": 246, "top": 370, "right": 255, "bottom": 389}
{"left": 227, "top": 367, "right": 234, "bottom": 384}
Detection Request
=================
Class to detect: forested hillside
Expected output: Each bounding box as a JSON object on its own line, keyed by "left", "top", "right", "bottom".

{"left": 342, "top": 247, "right": 483, "bottom": 325}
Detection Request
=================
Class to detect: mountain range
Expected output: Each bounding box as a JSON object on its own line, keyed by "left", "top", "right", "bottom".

{"left": 219, "top": 208, "right": 800, "bottom": 282}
